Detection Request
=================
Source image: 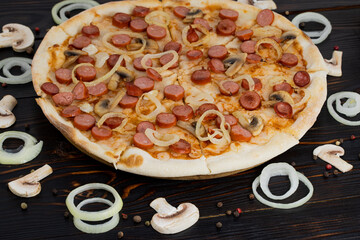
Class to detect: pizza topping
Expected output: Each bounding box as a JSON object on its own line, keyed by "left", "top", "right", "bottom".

{"left": 146, "top": 68, "right": 162, "bottom": 82}
{"left": 75, "top": 65, "right": 97, "bottom": 82}
{"left": 186, "top": 49, "right": 203, "bottom": 60}
{"left": 182, "top": 24, "right": 210, "bottom": 47}
{"left": 159, "top": 53, "right": 179, "bottom": 69}
{"left": 130, "top": 18, "right": 149, "bottom": 32}
{"left": 173, "top": 6, "right": 190, "bottom": 19}
{"left": 164, "top": 85, "right": 185, "bottom": 101}
{"left": 133, "top": 6, "right": 150, "bottom": 17}
{"left": 94, "top": 90, "right": 126, "bottom": 116}
{"left": 107, "top": 54, "right": 124, "bottom": 68}
{"left": 103, "top": 31, "right": 146, "bottom": 55}
{"left": 219, "top": 81, "right": 240, "bottom": 96}
{"left": 88, "top": 82, "right": 108, "bottom": 97}
{"left": 0, "top": 95, "right": 16, "bottom": 129}
{"left": 134, "top": 77, "right": 154, "bottom": 92}
{"left": 215, "top": 114, "right": 237, "bottom": 128}
{"left": 230, "top": 124, "right": 252, "bottom": 142}
{"left": 193, "top": 18, "right": 211, "bottom": 31}
{"left": 191, "top": 68, "right": 211, "bottom": 85}
{"left": 195, "top": 103, "right": 218, "bottom": 120}
{"left": 71, "top": 35, "right": 91, "bottom": 49}
{"left": 134, "top": 56, "right": 152, "bottom": 71}
{"left": 145, "top": 10, "right": 170, "bottom": 28}
{"left": 324, "top": 50, "right": 343, "bottom": 77}
{"left": 279, "top": 53, "right": 298, "bottom": 67}
{"left": 256, "top": 9, "right": 274, "bottom": 27}
{"left": 141, "top": 50, "right": 179, "bottom": 72}
{"left": 116, "top": 66, "right": 135, "bottom": 82}
{"left": 111, "top": 34, "right": 131, "bottom": 47}
{"left": 41, "top": 82, "right": 59, "bottom": 95}
{"left": 232, "top": 111, "right": 264, "bottom": 136}
{"left": 219, "top": 9, "right": 239, "bottom": 21}
{"left": 186, "top": 26, "right": 199, "bottom": 43}
{"left": 172, "top": 105, "right": 194, "bottom": 121}
{"left": 208, "top": 45, "right": 228, "bottom": 60}
{"left": 126, "top": 82, "right": 143, "bottom": 97}
{"left": 136, "top": 90, "right": 163, "bottom": 120}
{"left": 246, "top": 53, "right": 261, "bottom": 63}
{"left": 235, "top": 29, "right": 253, "bottom": 41}
{"left": 112, "top": 12, "right": 131, "bottom": 28}
{"left": 119, "top": 94, "right": 138, "bottom": 109}
{"left": 169, "top": 139, "right": 191, "bottom": 154}
{"left": 269, "top": 91, "right": 294, "bottom": 105}
{"left": 77, "top": 55, "right": 95, "bottom": 65}
{"left": 55, "top": 68, "right": 72, "bottom": 84}
{"left": 52, "top": 92, "right": 74, "bottom": 106}
{"left": 293, "top": 71, "right": 310, "bottom": 87}
{"left": 156, "top": 112, "right": 177, "bottom": 128}
{"left": 73, "top": 113, "right": 96, "bottom": 131}
{"left": 239, "top": 91, "right": 261, "bottom": 110}
{"left": 61, "top": 105, "right": 81, "bottom": 118}
{"left": 216, "top": 19, "right": 236, "bottom": 36}
{"left": 144, "top": 128, "right": 180, "bottom": 146}
{"left": 91, "top": 126, "right": 112, "bottom": 140}
{"left": 97, "top": 112, "right": 128, "bottom": 132}
{"left": 255, "top": 38, "right": 283, "bottom": 63}
{"left": 81, "top": 24, "right": 100, "bottom": 38}
{"left": 208, "top": 58, "right": 225, "bottom": 73}
{"left": 164, "top": 41, "right": 182, "bottom": 53}
{"left": 241, "top": 76, "right": 261, "bottom": 91}
{"left": 273, "top": 82, "right": 293, "bottom": 94}
{"left": 72, "top": 81, "right": 89, "bottom": 100}
{"left": 133, "top": 132, "right": 154, "bottom": 149}
{"left": 274, "top": 102, "right": 293, "bottom": 118}
{"left": 104, "top": 117, "right": 124, "bottom": 129}
{"left": 313, "top": 145, "right": 353, "bottom": 173}
{"left": 147, "top": 24, "right": 167, "bottom": 40}
{"left": 136, "top": 121, "right": 156, "bottom": 133}
{"left": 183, "top": 9, "right": 204, "bottom": 23}
{"left": 223, "top": 54, "right": 247, "bottom": 77}
{"left": 240, "top": 40, "right": 256, "bottom": 54}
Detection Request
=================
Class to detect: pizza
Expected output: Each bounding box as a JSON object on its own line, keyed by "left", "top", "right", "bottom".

{"left": 32, "top": 0, "right": 328, "bottom": 179}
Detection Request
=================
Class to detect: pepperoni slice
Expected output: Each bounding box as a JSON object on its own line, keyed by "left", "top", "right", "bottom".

{"left": 55, "top": 68, "right": 72, "bottom": 84}
{"left": 91, "top": 126, "right": 113, "bottom": 140}
{"left": 88, "top": 83, "right": 108, "bottom": 96}
{"left": 293, "top": 71, "right": 310, "bottom": 87}
{"left": 52, "top": 92, "right": 74, "bottom": 106}
{"left": 41, "top": 82, "right": 59, "bottom": 95}
{"left": 164, "top": 85, "right": 185, "bottom": 101}
{"left": 71, "top": 35, "right": 91, "bottom": 49}
{"left": 112, "top": 12, "right": 131, "bottom": 28}
{"left": 164, "top": 41, "right": 182, "bottom": 53}
{"left": 130, "top": 18, "right": 148, "bottom": 32}
{"left": 77, "top": 55, "right": 95, "bottom": 65}
{"left": 133, "top": 6, "right": 150, "bottom": 17}
{"left": 172, "top": 105, "right": 194, "bottom": 121}
{"left": 220, "top": 81, "right": 240, "bottom": 96}
{"left": 75, "top": 65, "right": 96, "bottom": 82}
{"left": 230, "top": 124, "right": 252, "bottom": 142}
{"left": 186, "top": 49, "right": 203, "bottom": 60}
{"left": 246, "top": 54, "right": 261, "bottom": 64}
{"left": 126, "top": 82, "right": 143, "bottom": 97}
{"left": 73, "top": 113, "right": 96, "bottom": 131}
{"left": 173, "top": 6, "right": 189, "bottom": 18}
{"left": 81, "top": 24, "right": 100, "bottom": 38}
{"left": 216, "top": 19, "right": 236, "bottom": 36}
{"left": 191, "top": 68, "right": 211, "bottom": 85}
{"left": 256, "top": 9, "right": 274, "bottom": 27}
{"left": 72, "top": 81, "right": 89, "bottom": 100}
{"left": 111, "top": 34, "right": 131, "bottom": 47}
{"left": 134, "top": 77, "right": 154, "bottom": 92}
{"left": 146, "top": 68, "right": 162, "bottom": 81}
{"left": 208, "top": 45, "right": 228, "bottom": 59}
{"left": 274, "top": 102, "right": 293, "bottom": 119}
{"left": 119, "top": 94, "right": 138, "bottom": 108}
{"left": 240, "top": 40, "right": 256, "bottom": 54}
{"left": 208, "top": 58, "right": 225, "bottom": 73}
{"left": 169, "top": 139, "right": 191, "bottom": 154}
{"left": 215, "top": 114, "right": 238, "bottom": 128}
{"left": 193, "top": 18, "right": 211, "bottom": 31}
{"left": 156, "top": 113, "right": 177, "bottom": 128}
{"left": 279, "top": 53, "right": 298, "bottom": 67}
{"left": 133, "top": 56, "right": 152, "bottom": 71}
{"left": 241, "top": 78, "right": 262, "bottom": 91}
{"left": 147, "top": 24, "right": 166, "bottom": 40}
{"left": 136, "top": 121, "right": 156, "bottom": 133}
{"left": 273, "top": 82, "right": 293, "bottom": 94}
{"left": 107, "top": 54, "right": 126, "bottom": 68}
{"left": 239, "top": 91, "right": 261, "bottom": 110}
{"left": 195, "top": 103, "right": 218, "bottom": 120}
{"left": 104, "top": 117, "right": 123, "bottom": 129}
{"left": 235, "top": 29, "right": 253, "bottom": 41}
{"left": 61, "top": 105, "right": 81, "bottom": 118}
{"left": 159, "top": 53, "right": 178, "bottom": 69}
{"left": 133, "top": 132, "right": 153, "bottom": 149}
{"left": 187, "top": 26, "right": 199, "bottom": 43}
{"left": 219, "top": 9, "right": 239, "bottom": 21}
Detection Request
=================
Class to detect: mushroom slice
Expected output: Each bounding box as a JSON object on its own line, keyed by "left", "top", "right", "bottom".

{"left": 150, "top": 197, "right": 199, "bottom": 234}
{"left": 269, "top": 91, "right": 294, "bottom": 105}
{"left": 108, "top": 74, "right": 120, "bottom": 91}
{"left": 8, "top": 164, "right": 53, "bottom": 198}
{"left": 324, "top": 50, "right": 343, "bottom": 77}
{"left": 232, "top": 111, "right": 264, "bottom": 136}
{"left": 0, "top": 23, "right": 34, "bottom": 52}
{"left": 280, "top": 31, "right": 298, "bottom": 51}
{"left": 64, "top": 49, "right": 87, "bottom": 57}
{"left": 94, "top": 90, "right": 125, "bottom": 117}
{"left": 313, "top": 144, "right": 353, "bottom": 173}
{"left": 127, "top": 43, "right": 143, "bottom": 51}
{"left": 0, "top": 95, "right": 17, "bottom": 128}
{"left": 224, "top": 53, "right": 247, "bottom": 77}
{"left": 116, "top": 66, "right": 134, "bottom": 82}
{"left": 183, "top": 9, "right": 203, "bottom": 23}
{"left": 62, "top": 56, "right": 79, "bottom": 68}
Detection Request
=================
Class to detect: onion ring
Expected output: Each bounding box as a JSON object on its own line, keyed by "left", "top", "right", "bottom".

{"left": 182, "top": 24, "right": 210, "bottom": 47}
{"left": 327, "top": 91, "right": 360, "bottom": 126}
{"left": 135, "top": 90, "right": 164, "bottom": 120}
{"left": 145, "top": 10, "right": 170, "bottom": 28}
{"left": 0, "top": 57, "right": 32, "bottom": 84}
{"left": 144, "top": 128, "right": 180, "bottom": 147}
{"left": 140, "top": 50, "right": 178, "bottom": 73}
{"left": 102, "top": 31, "right": 146, "bottom": 55}
{"left": 255, "top": 38, "right": 283, "bottom": 63}
{"left": 196, "top": 110, "right": 230, "bottom": 145}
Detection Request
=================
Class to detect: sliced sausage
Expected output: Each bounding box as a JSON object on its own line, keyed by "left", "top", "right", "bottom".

{"left": 156, "top": 113, "right": 177, "bottom": 128}
{"left": 187, "top": 26, "right": 199, "bottom": 43}
{"left": 246, "top": 54, "right": 261, "bottom": 64}
{"left": 60, "top": 105, "right": 81, "bottom": 118}
{"left": 215, "top": 114, "right": 238, "bottom": 128}
{"left": 146, "top": 68, "right": 162, "bottom": 81}
{"left": 274, "top": 102, "right": 293, "bottom": 119}
{"left": 55, "top": 68, "right": 72, "bottom": 84}
{"left": 169, "top": 139, "right": 191, "bottom": 154}
{"left": 52, "top": 92, "right": 74, "bottom": 106}
{"left": 235, "top": 29, "right": 253, "bottom": 41}
{"left": 279, "top": 53, "right": 298, "bottom": 67}
{"left": 216, "top": 19, "right": 236, "bottom": 36}
{"left": 41, "top": 82, "right": 59, "bottom": 95}
{"left": 230, "top": 124, "right": 252, "bottom": 142}
{"left": 256, "top": 9, "right": 274, "bottom": 27}
{"left": 81, "top": 24, "right": 100, "bottom": 38}
{"left": 73, "top": 113, "right": 96, "bottom": 131}
{"left": 208, "top": 45, "right": 228, "bottom": 59}
{"left": 119, "top": 94, "right": 138, "bottom": 108}
{"left": 147, "top": 24, "right": 167, "bottom": 40}
{"left": 173, "top": 6, "right": 190, "bottom": 18}
{"left": 91, "top": 126, "right": 112, "bottom": 140}
{"left": 241, "top": 77, "right": 262, "bottom": 91}
{"left": 134, "top": 77, "right": 154, "bottom": 92}
{"left": 293, "top": 71, "right": 310, "bottom": 87}
{"left": 107, "top": 54, "right": 126, "bottom": 68}
{"left": 239, "top": 91, "right": 261, "bottom": 110}
{"left": 71, "top": 35, "right": 91, "bottom": 49}
{"left": 88, "top": 82, "right": 108, "bottom": 96}
{"left": 72, "top": 81, "right": 89, "bottom": 100}
{"left": 219, "top": 9, "right": 239, "bottom": 21}
{"left": 133, "top": 56, "right": 152, "bottom": 71}
{"left": 186, "top": 49, "right": 203, "bottom": 60}
{"left": 77, "top": 55, "right": 95, "bottom": 65}
{"left": 133, "top": 6, "right": 150, "bottom": 17}
{"left": 240, "top": 40, "right": 256, "bottom": 54}
{"left": 195, "top": 103, "right": 218, "bottom": 120}
{"left": 220, "top": 81, "right": 240, "bottom": 96}
{"left": 104, "top": 117, "right": 123, "bottom": 129}
{"left": 111, "top": 34, "right": 132, "bottom": 47}
{"left": 112, "top": 12, "right": 131, "bottom": 28}
{"left": 273, "top": 82, "right": 293, "bottom": 94}
{"left": 191, "top": 68, "right": 211, "bottom": 85}
{"left": 164, "top": 41, "right": 182, "bottom": 53}
{"left": 126, "top": 82, "right": 143, "bottom": 97}
{"left": 130, "top": 18, "right": 148, "bottom": 32}
{"left": 159, "top": 53, "right": 178, "bottom": 69}
{"left": 172, "top": 105, "right": 194, "bottom": 121}
{"left": 75, "top": 65, "right": 97, "bottom": 82}
{"left": 136, "top": 121, "right": 156, "bottom": 133}
{"left": 164, "top": 85, "right": 185, "bottom": 101}
{"left": 208, "top": 58, "right": 225, "bottom": 73}
{"left": 133, "top": 132, "right": 153, "bottom": 149}
{"left": 193, "top": 18, "right": 211, "bottom": 31}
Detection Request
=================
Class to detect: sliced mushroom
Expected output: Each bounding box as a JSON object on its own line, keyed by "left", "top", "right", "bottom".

{"left": 183, "top": 9, "right": 203, "bottom": 23}
{"left": 8, "top": 164, "right": 53, "bottom": 198}
{"left": 269, "top": 91, "right": 295, "bottom": 105}
{"left": 224, "top": 53, "right": 247, "bottom": 77}
{"left": 108, "top": 74, "right": 120, "bottom": 91}
{"left": 232, "top": 111, "right": 264, "bottom": 136}
{"left": 94, "top": 99, "right": 111, "bottom": 117}
{"left": 177, "top": 120, "right": 206, "bottom": 137}
{"left": 127, "top": 43, "right": 143, "bottom": 51}
{"left": 150, "top": 197, "right": 199, "bottom": 234}
{"left": 324, "top": 50, "right": 342, "bottom": 77}
{"left": 64, "top": 49, "right": 87, "bottom": 57}
{"left": 313, "top": 144, "right": 352, "bottom": 173}
{"left": 0, "top": 95, "right": 17, "bottom": 128}
{"left": 62, "top": 56, "right": 79, "bottom": 68}
{"left": 116, "top": 66, "right": 135, "bottom": 82}
{"left": 280, "top": 31, "right": 298, "bottom": 51}
{"left": 0, "top": 23, "right": 34, "bottom": 52}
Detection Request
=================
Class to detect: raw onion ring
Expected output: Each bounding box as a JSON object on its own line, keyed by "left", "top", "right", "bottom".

{"left": 0, "top": 57, "right": 32, "bottom": 84}
{"left": 327, "top": 91, "right": 360, "bottom": 126}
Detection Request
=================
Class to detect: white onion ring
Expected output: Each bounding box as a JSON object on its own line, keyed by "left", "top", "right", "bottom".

{"left": 255, "top": 38, "right": 283, "bottom": 63}
{"left": 196, "top": 110, "right": 230, "bottom": 145}
{"left": 182, "top": 24, "right": 210, "bottom": 47}
{"left": 327, "top": 91, "right": 360, "bottom": 126}
{"left": 3, "top": 60, "right": 31, "bottom": 78}
{"left": 145, "top": 10, "right": 170, "bottom": 27}
{"left": 0, "top": 57, "right": 32, "bottom": 84}
{"left": 234, "top": 74, "right": 255, "bottom": 91}
{"left": 59, "top": 3, "right": 94, "bottom": 21}
{"left": 291, "top": 12, "right": 332, "bottom": 44}
{"left": 135, "top": 90, "right": 164, "bottom": 120}
{"left": 97, "top": 112, "right": 128, "bottom": 133}
{"left": 102, "top": 31, "right": 146, "bottom": 55}
{"left": 144, "top": 128, "right": 180, "bottom": 147}
{"left": 0, "top": 131, "right": 43, "bottom": 165}
{"left": 140, "top": 50, "right": 178, "bottom": 73}
{"left": 335, "top": 92, "right": 360, "bottom": 117}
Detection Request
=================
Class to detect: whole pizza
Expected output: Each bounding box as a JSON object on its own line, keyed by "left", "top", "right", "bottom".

{"left": 32, "top": 0, "right": 328, "bottom": 179}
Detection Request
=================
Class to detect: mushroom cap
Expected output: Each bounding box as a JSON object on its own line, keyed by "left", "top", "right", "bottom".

{"left": 313, "top": 144, "right": 344, "bottom": 157}
{"left": 0, "top": 107, "right": 15, "bottom": 128}
{"left": 1, "top": 23, "right": 34, "bottom": 52}
{"left": 8, "top": 180, "right": 41, "bottom": 198}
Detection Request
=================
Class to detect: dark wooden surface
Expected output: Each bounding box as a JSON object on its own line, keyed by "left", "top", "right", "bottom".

{"left": 1, "top": 1, "right": 360, "bottom": 239}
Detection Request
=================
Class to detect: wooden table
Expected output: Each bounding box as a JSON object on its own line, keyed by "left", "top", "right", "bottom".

{"left": 1, "top": 1, "right": 360, "bottom": 239}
